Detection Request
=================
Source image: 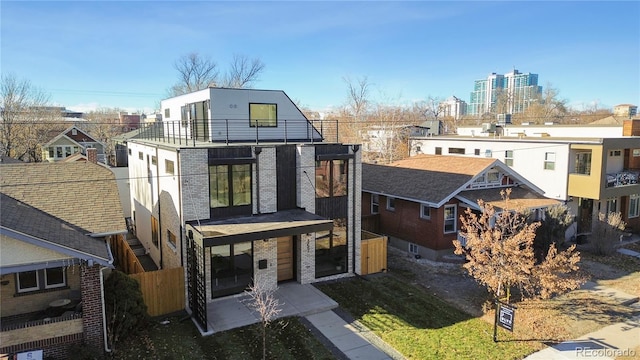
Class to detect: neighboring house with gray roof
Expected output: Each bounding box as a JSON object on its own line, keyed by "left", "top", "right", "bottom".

{"left": 362, "top": 155, "right": 559, "bottom": 260}
{"left": 0, "top": 161, "right": 127, "bottom": 358}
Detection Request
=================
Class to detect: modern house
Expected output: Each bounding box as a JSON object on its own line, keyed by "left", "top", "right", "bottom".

{"left": 127, "top": 87, "right": 361, "bottom": 333}
{"left": 0, "top": 161, "right": 126, "bottom": 359}
{"left": 409, "top": 119, "right": 640, "bottom": 234}
{"left": 362, "top": 155, "right": 559, "bottom": 260}
{"left": 41, "top": 125, "right": 106, "bottom": 164}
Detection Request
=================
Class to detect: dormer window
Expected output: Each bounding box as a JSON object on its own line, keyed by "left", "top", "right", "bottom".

{"left": 71, "top": 128, "right": 77, "bottom": 135}
{"left": 249, "top": 103, "right": 277, "bottom": 127}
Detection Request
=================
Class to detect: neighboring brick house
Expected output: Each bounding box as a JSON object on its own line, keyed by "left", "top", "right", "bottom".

{"left": 362, "top": 155, "right": 559, "bottom": 260}
{"left": 0, "top": 161, "right": 127, "bottom": 359}
{"left": 41, "top": 125, "right": 106, "bottom": 164}
{"left": 128, "top": 87, "right": 361, "bottom": 333}
{"left": 411, "top": 119, "right": 640, "bottom": 234}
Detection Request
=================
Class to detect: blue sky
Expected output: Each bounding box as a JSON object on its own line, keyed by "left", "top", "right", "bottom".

{"left": 2, "top": 1, "right": 639, "bottom": 114}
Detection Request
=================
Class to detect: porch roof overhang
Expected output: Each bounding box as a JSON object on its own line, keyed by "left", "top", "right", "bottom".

{"left": 188, "top": 209, "right": 333, "bottom": 247}
{"left": 456, "top": 187, "right": 561, "bottom": 212}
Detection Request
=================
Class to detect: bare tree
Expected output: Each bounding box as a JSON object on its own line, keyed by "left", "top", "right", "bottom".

{"left": 343, "top": 76, "right": 370, "bottom": 122}
{"left": 82, "top": 107, "right": 128, "bottom": 162}
{"left": 169, "top": 52, "right": 220, "bottom": 96}
{"left": 170, "top": 53, "right": 266, "bottom": 97}
{"left": 221, "top": 54, "right": 265, "bottom": 88}
{"left": 519, "top": 84, "right": 568, "bottom": 124}
{"left": 0, "top": 73, "right": 63, "bottom": 162}
{"left": 453, "top": 189, "right": 584, "bottom": 303}
{"left": 245, "top": 274, "right": 282, "bottom": 360}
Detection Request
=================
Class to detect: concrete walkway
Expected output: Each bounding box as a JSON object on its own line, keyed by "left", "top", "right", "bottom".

{"left": 304, "top": 309, "right": 400, "bottom": 360}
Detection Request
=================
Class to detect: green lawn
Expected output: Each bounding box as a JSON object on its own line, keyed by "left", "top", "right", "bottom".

{"left": 316, "top": 275, "right": 542, "bottom": 360}
{"left": 111, "top": 315, "right": 335, "bottom": 360}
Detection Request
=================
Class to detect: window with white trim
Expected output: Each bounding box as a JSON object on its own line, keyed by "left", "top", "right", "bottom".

{"left": 444, "top": 205, "right": 457, "bottom": 233}
{"left": 17, "top": 267, "right": 67, "bottom": 293}
{"left": 386, "top": 197, "right": 395, "bottom": 211}
{"left": 504, "top": 150, "right": 514, "bottom": 166}
{"left": 487, "top": 170, "right": 499, "bottom": 183}
{"left": 544, "top": 152, "right": 555, "bottom": 170}
{"left": 629, "top": 194, "right": 639, "bottom": 218}
{"left": 371, "top": 194, "right": 379, "bottom": 214}
{"left": 409, "top": 243, "right": 419, "bottom": 254}
{"left": 420, "top": 204, "right": 431, "bottom": 219}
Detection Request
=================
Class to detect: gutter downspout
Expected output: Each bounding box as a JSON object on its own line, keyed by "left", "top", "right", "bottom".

{"left": 351, "top": 145, "right": 360, "bottom": 275}
{"left": 156, "top": 146, "right": 163, "bottom": 269}
{"left": 100, "top": 266, "right": 111, "bottom": 353}
{"left": 254, "top": 147, "right": 262, "bottom": 214}
{"left": 177, "top": 149, "right": 184, "bottom": 267}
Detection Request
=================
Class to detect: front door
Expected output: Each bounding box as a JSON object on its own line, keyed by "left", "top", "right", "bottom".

{"left": 578, "top": 198, "right": 594, "bottom": 234}
{"left": 277, "top": 236, "right": 294, "bottom": 282}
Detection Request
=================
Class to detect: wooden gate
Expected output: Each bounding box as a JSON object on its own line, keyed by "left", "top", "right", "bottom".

{"left": 130, "top": 267, "right": 185, "bottom": 317}
{"left": 361, "top": 231, "right": 388, "bottom": 275}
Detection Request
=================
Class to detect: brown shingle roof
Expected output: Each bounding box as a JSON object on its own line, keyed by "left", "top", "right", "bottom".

{"left": 0, "top": 162, "right": 126, "bottom": 235}
{"left": 363, "top": 156, "right": 499, "bottom": 205}
{"left": 458, "top": 187, "right": 560, "bottom": 211}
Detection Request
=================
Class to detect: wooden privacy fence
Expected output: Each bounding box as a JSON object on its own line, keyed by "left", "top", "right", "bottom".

{"left": 109, "top": 234, "right": 144, "bottom": 274}
{"left": 130, "top": 267, "right": 185, "bottom": 317}
{"left": 361, "top": 231, "right": 388, "bottom": 275}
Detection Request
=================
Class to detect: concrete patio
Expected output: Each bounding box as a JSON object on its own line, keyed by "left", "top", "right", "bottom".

{"left": 205, "top": 282, "right": 338, "bottom": 334}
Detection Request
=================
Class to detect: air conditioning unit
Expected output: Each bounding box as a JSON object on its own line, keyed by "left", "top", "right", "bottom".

{"left": 482, "top": 123, "right": 497, "bottom": 133}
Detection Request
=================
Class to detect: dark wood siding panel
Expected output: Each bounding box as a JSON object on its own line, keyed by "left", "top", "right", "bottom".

{"left": 316, "top": 196, "right": 348, "bottom": 219}
{"left": 276, "top": 145, "right": 297, "bottom": 211}
{"left": 208, "top": 147, "right": 253, "bottom": 161}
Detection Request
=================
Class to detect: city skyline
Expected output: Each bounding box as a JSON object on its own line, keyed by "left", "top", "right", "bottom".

{"left": 2, "top": 1, "right": 638, "bottom": 114}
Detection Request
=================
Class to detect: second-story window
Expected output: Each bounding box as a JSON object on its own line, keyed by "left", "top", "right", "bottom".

{"left": 210, "top": 164, "right": 252, "bottom": 208}
{"left": 249, "top": 103, "right": 277, "bottom": 127}
{"left": 575, "top": 152, "right": 592, "bottom": 175}
{"left": 544, "top": 152, "right": 555, "bottom": 170}
{"left": 316, "top": 160, "right": 347, "bottom": 198}
{"left": 504, "top": 150, "right": 514, "bottom": 166}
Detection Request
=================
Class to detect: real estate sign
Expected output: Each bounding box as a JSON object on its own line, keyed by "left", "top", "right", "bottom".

{"left": 497, "top": 302, "right": 515, "bottom": 332}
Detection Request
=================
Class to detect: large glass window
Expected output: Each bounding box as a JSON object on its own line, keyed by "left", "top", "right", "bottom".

{"left": 315, "top": 219, "right": 348, "bottom": 278}
{"left": 575, "top": 152, "right": 592, "bottom": 175}
{"left": 315, "top": 160, "right": 347, "bottom": 198}
{"left": 249, "top": 103, "right": 277, "bottom": 127}
{"left": 444, "top": 205, "right": 457, "bottom": 233}
{"left": 209, "top": 164, "right": 252, "bottom": 208}
{"left": 211, "top": 242, "right": 253, "bottom": 298}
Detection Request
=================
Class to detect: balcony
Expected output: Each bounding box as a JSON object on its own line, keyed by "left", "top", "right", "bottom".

{"left": 606, "top": 170, "right": 640, "bottom": 188}
{"left": 134, "top": 119, "right": 339, "bottom": 146}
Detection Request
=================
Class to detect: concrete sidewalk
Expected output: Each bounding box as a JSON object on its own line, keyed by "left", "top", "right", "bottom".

{"left": 304, "top": 309, "right": 402, "bottom": 360}
{"left": 524, "top": 310, "right": 640, "bottom": 359}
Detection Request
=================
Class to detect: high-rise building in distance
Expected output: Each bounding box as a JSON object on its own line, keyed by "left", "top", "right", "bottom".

{"left": 468, "top": 69, "right": 542, "bottom": 116}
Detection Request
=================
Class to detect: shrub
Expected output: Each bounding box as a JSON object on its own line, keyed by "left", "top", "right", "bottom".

{"left": 104, "top": 270, "right": 148, "bottom": 351}
{"left": 589, "top": 212, "right": 626, "bottom": 256}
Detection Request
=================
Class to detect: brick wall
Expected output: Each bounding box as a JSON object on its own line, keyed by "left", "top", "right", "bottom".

{"left": 253, "top": 238, "right": 277, "bottom": 291}
{"left": 80, "top": 265, "right": 104, "bottom": 350}
{"left": 257, "top": 147, "right": 277, "bottom": 213}
{"left": 0, "top": 332, "right": 83, "bottom": 360}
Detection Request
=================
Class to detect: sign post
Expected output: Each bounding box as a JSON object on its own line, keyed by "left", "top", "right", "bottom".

{"left": 493, "top": 299, "right": 516, "bottom": 342}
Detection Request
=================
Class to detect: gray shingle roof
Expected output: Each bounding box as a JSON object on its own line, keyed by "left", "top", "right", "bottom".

{"left": 0, "top": 193, "right": 111, "bottom": 261}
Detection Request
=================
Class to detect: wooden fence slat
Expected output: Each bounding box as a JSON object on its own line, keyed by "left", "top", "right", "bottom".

{"left": 361, "top": 234, "right": 387, "bottom": 275}
{"left": 130, "top": 267, "right": 185, "bottom": 317}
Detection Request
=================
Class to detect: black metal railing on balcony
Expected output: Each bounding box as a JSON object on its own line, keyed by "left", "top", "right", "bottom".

{"left": 134, "top": 118, "right": 339, "bottom": 146}
{"left": 606, "top": 170, "right": 640, "bottom": 188}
